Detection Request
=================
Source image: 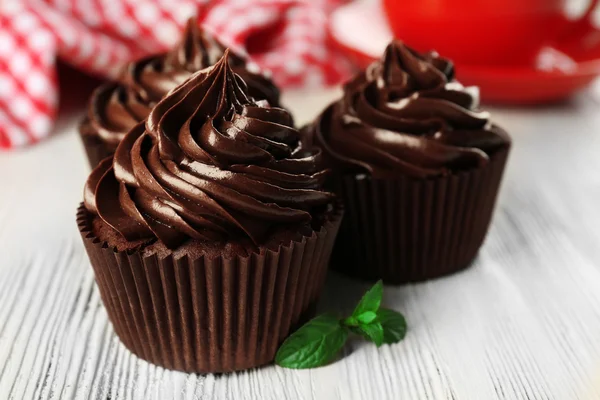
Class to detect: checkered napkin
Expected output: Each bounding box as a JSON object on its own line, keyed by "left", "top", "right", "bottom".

{"left": 0, "top": 0, "right": 351, "bottom": 149}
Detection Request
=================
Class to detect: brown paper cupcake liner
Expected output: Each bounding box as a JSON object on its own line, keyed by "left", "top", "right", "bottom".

{"left": 79, "top": 120, "right": 115, "bottom": 169}
{"left": 77, "top": 203, "right": 342, "bottom": 373}
{"left": 331, "top": 146, "right": 510, "bottom": 284}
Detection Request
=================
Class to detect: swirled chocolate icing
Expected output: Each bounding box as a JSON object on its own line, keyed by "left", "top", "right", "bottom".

{"left": 310, "top": 41, "right": 511, "bottom": 179}
{"left": 119, "top": 18, "right": 280, "bottom": 106}
{"left": 80, "top": 83, "right": 152, "bottom": 151}
{"left": 84, "top": 52, "right": 334, "bottom": 250}
{"left": 81, "top": 19, "right": 280, "bottom": 151}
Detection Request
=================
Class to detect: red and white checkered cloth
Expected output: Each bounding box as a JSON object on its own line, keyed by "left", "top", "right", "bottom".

{"left": 0, "top": 0, "right": 351, "bottom": 149}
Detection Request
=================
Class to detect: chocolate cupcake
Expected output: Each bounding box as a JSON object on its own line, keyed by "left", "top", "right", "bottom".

{"left": 308, "top": 41, "right": 510, "bottom": 284}
{"left": 77, "top": 52, "right": 342, "bottom": 373}
{"left": 79, "top": 19, "right": 280, "bottom": 168}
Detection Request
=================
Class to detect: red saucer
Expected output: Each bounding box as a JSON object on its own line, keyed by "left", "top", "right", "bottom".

{"left": 329, "top": 1, "right": 600, "bottom": 104}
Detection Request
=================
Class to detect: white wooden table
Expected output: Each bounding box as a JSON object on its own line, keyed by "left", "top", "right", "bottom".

{"left": 2, "top": 83, "right": 600, "bottom": 400}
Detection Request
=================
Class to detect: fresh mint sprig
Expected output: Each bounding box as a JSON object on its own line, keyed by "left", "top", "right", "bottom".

{"left": 275, "top": 281, "right": 407, "bottom": 369}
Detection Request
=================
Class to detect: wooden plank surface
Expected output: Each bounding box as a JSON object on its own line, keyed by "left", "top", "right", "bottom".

{"left": 1, "top": 88, "right": 600, "bottom": 399}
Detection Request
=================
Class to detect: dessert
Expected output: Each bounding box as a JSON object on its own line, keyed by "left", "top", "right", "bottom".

{"left": 307, "top": 40, "right": 511, "bottom": 283}
{"left": 78, "top": 52, "right": 342, "bottom": 373}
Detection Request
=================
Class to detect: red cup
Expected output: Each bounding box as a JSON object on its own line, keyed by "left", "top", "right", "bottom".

{"left": 383, "top": 0, "right": 599, "bottom": 66}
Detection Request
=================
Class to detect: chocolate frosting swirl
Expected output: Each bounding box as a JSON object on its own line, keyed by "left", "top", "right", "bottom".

{"left": 84, "top": 52, "right": 334, "bottom": 250}
{"left": 311, "top": 41, "right": 510, "bottom": 179}
{"left": 81, "top": 19, "right": 280, "bottom": 148}
{"left": 119, "top": 18, "right": 280, "bottom": 107}
{"left": 81, "top": 83, "right": 152, "bottom": 149}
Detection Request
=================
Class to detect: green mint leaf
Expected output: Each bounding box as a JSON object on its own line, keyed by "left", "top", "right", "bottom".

{"left": 377, "top": 308, "right": 407, "bottom": 344}
{"left": 275, "top": 314, "right": 348, "bottom": 369}
{"left": 357, "top": 322, "right": 384, "bottom": 346}
{"left": 343, "top": 316, "right": 359, "bottom": 327}
{"left": 356, "top": 311, "right": 377, "bottom": 325}
{"left": 352, "top": 280, "right": 383, "bottom": 318}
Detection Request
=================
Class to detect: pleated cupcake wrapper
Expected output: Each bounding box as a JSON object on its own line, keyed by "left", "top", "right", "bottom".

{"left": 77, "top": 204, "right": 342, "bottom": 373}
{"left": 331, "top": 146, "right": 510, "bottom": 284}
{"left": 79, "top": 123, "right": 115, "bottom": 169}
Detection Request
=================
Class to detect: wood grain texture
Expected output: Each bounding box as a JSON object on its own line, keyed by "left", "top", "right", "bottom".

{"left": 1, "top": 88, "right": 600, "bottom": 399}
